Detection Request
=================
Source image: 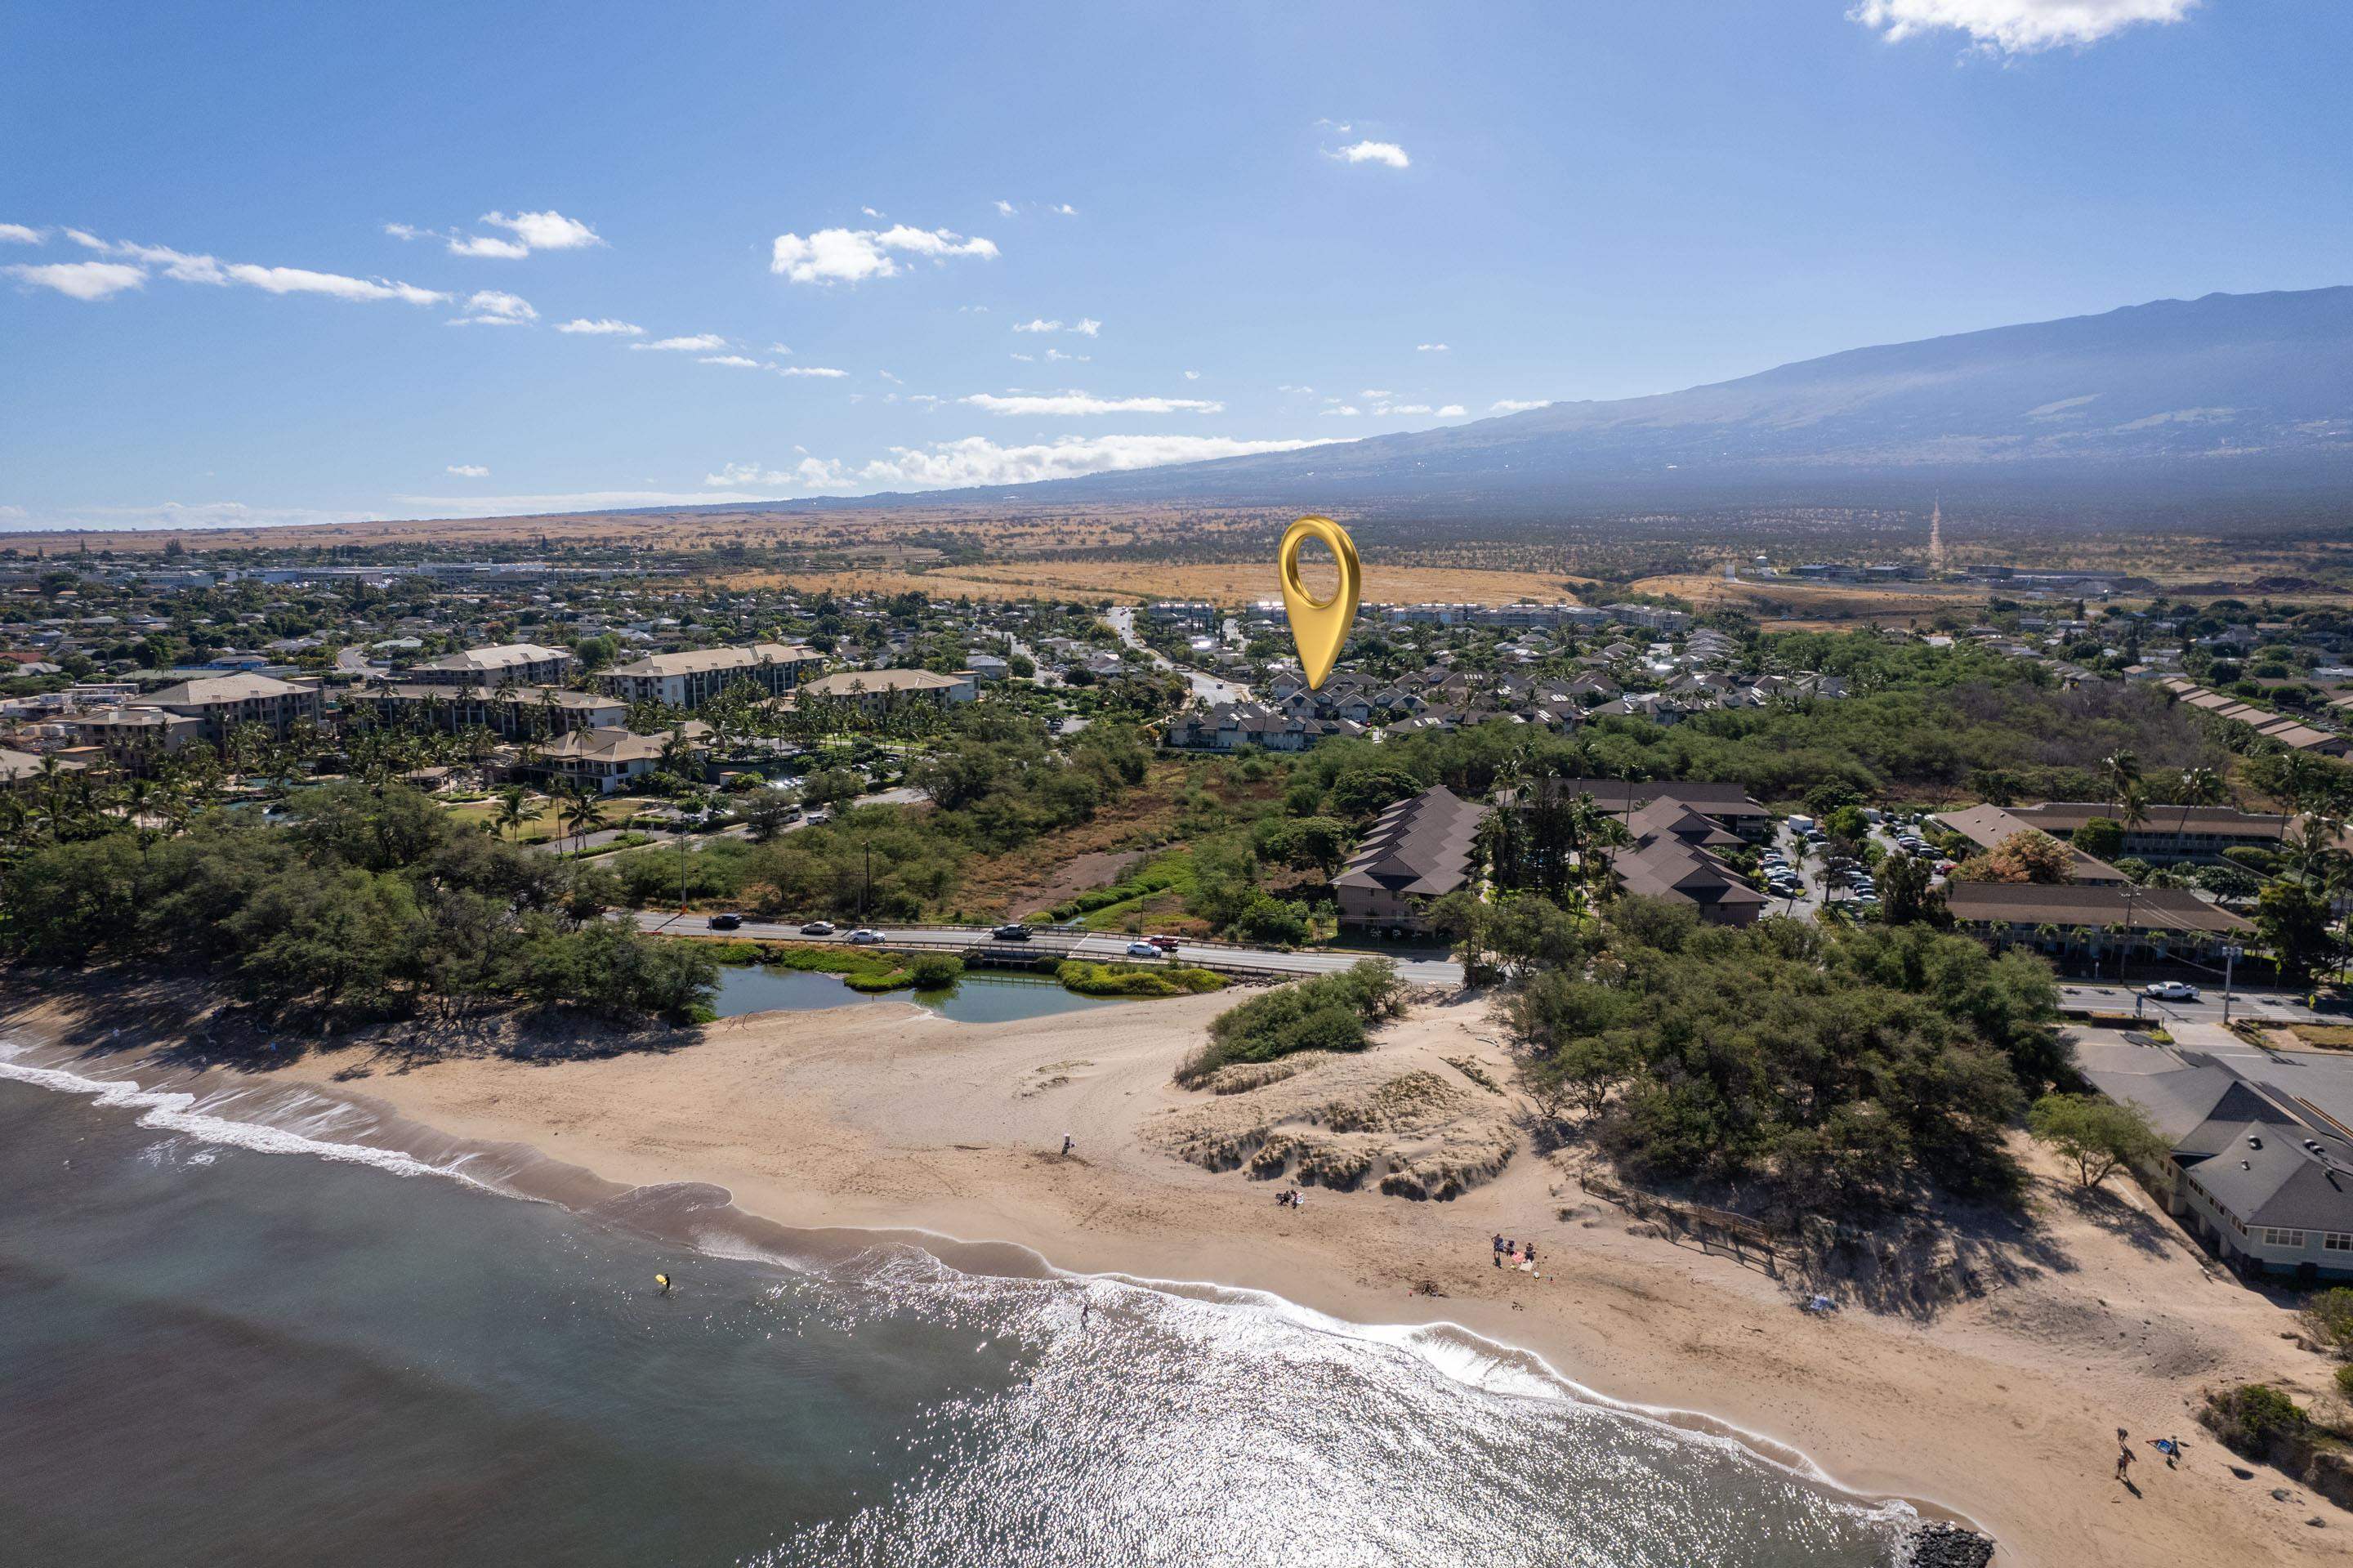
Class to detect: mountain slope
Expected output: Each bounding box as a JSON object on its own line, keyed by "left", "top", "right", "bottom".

{"left": 837, "top": 287, "right": 2353, "bottom": 513}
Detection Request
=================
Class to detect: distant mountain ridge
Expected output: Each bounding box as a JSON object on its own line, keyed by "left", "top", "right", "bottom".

{"left": 745, "top": 286, "right": 2353, "bottom": 516}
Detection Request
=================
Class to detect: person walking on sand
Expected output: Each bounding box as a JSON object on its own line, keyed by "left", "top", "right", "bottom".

{"left": 2114, "top": 1444, "right": 2135, "bottom": 1483}
{"left": 1493, "top": 1233, "right": 1505, "bottom": 1267}
{"left": 1060, "top": 1133, "right": 1074, "bottom": 1158}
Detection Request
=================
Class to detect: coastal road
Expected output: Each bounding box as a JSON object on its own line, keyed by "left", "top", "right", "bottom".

{"left": 632, "top": 910, "right": 1465, "bottom": 987}
{"left": 2058, "top": 981, "right": 2330, "bottom": 1027}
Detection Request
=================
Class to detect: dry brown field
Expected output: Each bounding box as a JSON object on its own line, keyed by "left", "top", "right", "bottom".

{"left": 718, "top": 558, "right": 1579, "bottom": 606}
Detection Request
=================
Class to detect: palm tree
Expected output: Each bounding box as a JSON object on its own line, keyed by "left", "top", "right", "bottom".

{"left": 2171, "top": 765, "right": 2223, "bottom": 861}
{"left": 2102, "top": 748, "right": 2141, "bottom": 816}
{"left": 2117, "top": 784, "right": 2152, "bottom": 855}
{"left": 560, "top": 782, "right": 600, "bottom": 855}
{"left": 493, "top": 784, "right": 532, "bottom": 843}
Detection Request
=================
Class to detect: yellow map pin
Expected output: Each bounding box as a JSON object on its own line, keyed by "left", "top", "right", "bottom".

{"left": 1278, "top": 515, "right": 1361, "bottom": 691}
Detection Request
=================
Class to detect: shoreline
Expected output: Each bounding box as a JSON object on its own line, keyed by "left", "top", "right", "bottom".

{"left": 6, "top": 981, "right": 2346, "bottom": 1566}
{"left": 0, "top": 1034, "right": 1942, "bottom": 1544}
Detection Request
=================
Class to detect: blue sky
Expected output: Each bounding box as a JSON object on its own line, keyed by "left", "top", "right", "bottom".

{"left": 4, "top": 0, "right": 2348, "bottom": 531}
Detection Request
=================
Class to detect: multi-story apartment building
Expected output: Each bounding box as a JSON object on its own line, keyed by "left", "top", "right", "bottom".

{"left": 601, "top": 642, "right": 823, "bottom": 710}
{"left": 132, "top": 673, "right": 324, "bottom": 744}
{"left": 401, "top": 642, "right": 575, "bottom": 687}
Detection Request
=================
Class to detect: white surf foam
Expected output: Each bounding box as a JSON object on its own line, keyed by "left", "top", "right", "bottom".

{"left": 0, "top": 1046, "right": 495, "bottom": 1191}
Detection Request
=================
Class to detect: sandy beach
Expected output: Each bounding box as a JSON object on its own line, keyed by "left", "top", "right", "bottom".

{"left": 8, "top": 982, "right": 2346, "bottom": 1566}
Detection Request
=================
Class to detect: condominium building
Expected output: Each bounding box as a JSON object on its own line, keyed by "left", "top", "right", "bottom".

{"left": 797, "top": 668, "right": 976, "bottom": 713}
{"left": 359, "top": 683, "right": 625, "bottom": 739}
{"left": 601, "top": 642, "right": 823, "bottom": 709}
{"left": 132, "top": 673, "right": 324, "bottom": 744}
{"left": 400, "top": 642, "right": 574, "bottom": 687}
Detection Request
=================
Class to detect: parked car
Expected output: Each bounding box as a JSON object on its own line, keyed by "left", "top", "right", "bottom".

{"left": 1146, "top": 934, "right": 1183, "bottom": 951}
{"left": 799, "top": 920, "right": 837, "bottom": 936}
{"left": 991, "top": 923, "right": 1034, "bottom": 941}
{"left": 846, "top": 927, "right": 883, "bottom": 945}
{"left": 803, "top": 809, "right": 831, "bottom": 825}
{"left": 707, "top": 913, "right": 743, "bottom": 931}
{"left": 2144, "top": 981, "right": 2202, "bottom": 1002}
{"left": 1124, "top": 940, "right": 1163, "bottom": 958}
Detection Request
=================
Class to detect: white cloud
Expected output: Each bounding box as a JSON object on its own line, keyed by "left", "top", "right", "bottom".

{"left": 993, "top": 199, "right": 1016, "bottom": 217}
{"left": 390, "top": 489, "right": 774, "bottom": 518}
{"left": 631, "top": 333, "right": 729, "bottom": 352}
{"left": 1277, "top": 384, "right": 1314, "bottom": 394}
{"left": 1417, "top": 342, "right": 1449, "bottom": 352}
{"left": 1045, "top": 348, "right": 1089, "bottom": 362}
{"left": 769, "top": 342, "right": 793, "bottom": 354}
{"left": 1054, "top": 203, "right": 1078, "bottom": 216}
{"left": 1435, "top": 404, "right": 1467, "bottom": 416}
{"left": 1490, "top": 398, "right": 1552, "bottom": 413}
{"left": 382, "top": 222, "right": 423, "bottom": 241}
{"left": 1322, "top": 404, "right": 1362, "bottom": 418}
{"left": 708, "top": 432, "right": 1342, "bottom": 494}
{"left": 445, "top": 464, "right": 489, "bottom": 477}
{"left": 1361, "top": 388, "right": 1393, "bottom": 398}
{"left": 699, "top": 355, "right": 764, "bottom": 368}
{"left": 1847, "top": 0, "right": 2197, "bottom": 53}
{"left": 449, "top": 289, "right": 538, "bottom": 325}
{"left": 0, "top": 223, "right": 45, "bottom": 244}
{"left": 25, "top": 233, "right": 444, "bottom": 304}
{"left": 769, "top": 223, "right": 998, "bottom": 284}
{"left": 1332, "top": 140, "right": 1410, "bottom": 169}
{"left": 556, "top": 316, "right": 644, "bottom": 335}
{"left": 860, "top": 206, "right": 883, "bottom": 218}
{"left": 449, "top": 233, "right": 530, "bottom": 259}
{"left": 1378, "top": 404, "right": 1432, "bottom": 415}
{"left": 480, "top": 209, "right": 604, "bottom": 251}
{"left": 1014, "top": 316, "right": 1101, "bottom": 336}
{"left": 6, "top": 261, "right": 145, "bottom": 300}
{"left": 1011, "top": 352, "right": 1036, "bottom": 362}
{"left": 775, "top": 365, "right": 848, "bottom": 377}
{"left": 1183, "top": 369, "right": 1200, "bottom": 380}
{"left": 960, "top": 391, "right": 1223, "bottom": 416}
{"left": 225, "top": 264, "right": 447, "bottom": 303}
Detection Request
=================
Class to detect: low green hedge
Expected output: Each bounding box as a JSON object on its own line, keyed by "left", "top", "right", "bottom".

{"left": 1056, "top": 959, "right": 1226, "bottom": 998}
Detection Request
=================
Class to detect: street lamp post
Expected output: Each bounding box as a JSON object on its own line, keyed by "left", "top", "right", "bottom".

{"left": 2222, "top": 944, "right": 2240, "bottom": 1024}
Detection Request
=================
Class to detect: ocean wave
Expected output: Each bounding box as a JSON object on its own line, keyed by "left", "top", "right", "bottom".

{"left": 0, "top": 1045, "right": 496, "bottom": 1190}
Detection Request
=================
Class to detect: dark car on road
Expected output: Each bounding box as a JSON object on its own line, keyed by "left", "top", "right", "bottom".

{"left": 708, "top": 913, "right": 743, "bottom": 931}
{"left": 991, "top": 924, "right": 1034, "bottom": 941}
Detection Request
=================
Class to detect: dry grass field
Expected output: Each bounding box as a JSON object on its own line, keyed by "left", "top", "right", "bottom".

{"left": 719, "top": 558, "right": 1581, "bottom": 606}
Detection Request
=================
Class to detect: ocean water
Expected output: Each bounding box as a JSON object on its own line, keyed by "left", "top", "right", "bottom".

{"left": 0, "top": 1047, "right": 1917, "bottom": 1568}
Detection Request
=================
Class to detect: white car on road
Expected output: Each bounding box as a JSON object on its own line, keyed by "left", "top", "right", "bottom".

{"left": 2143, "top": 981, "right": 2202, "bottom": 1002}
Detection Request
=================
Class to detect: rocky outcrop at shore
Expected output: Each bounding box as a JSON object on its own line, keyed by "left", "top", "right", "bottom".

{"left": 1908, "top": 1520, "right": 1997, "bottom": 1566}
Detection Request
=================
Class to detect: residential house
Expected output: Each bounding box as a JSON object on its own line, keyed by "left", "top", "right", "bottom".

{"left": 2076, "top": 1044, "right": 2353, "bottom": 1282}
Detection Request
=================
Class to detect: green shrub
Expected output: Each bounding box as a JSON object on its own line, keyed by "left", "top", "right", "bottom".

{"left": 1178, "top": 959, "right": 1404, "bottom": 1084}
{"left": 2203, "top": 1383, "right": 2307, "bottom": 1458}
{"left": 2336, "top": 1365, "right": 2353, "bottom": 1404}
{"left": 2302, "top": 1286, "right": 2353, "bottom": 1350}
{"left": 906, "top": 953, "right": 965, "bottom": 989}
{"left": 1055, "top": 959, "right": 1226, "bottom": 998}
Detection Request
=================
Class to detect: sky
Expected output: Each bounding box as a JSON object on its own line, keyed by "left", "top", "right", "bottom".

{"left": 4, "top": 0, "right": 2350, "bottom": 532}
